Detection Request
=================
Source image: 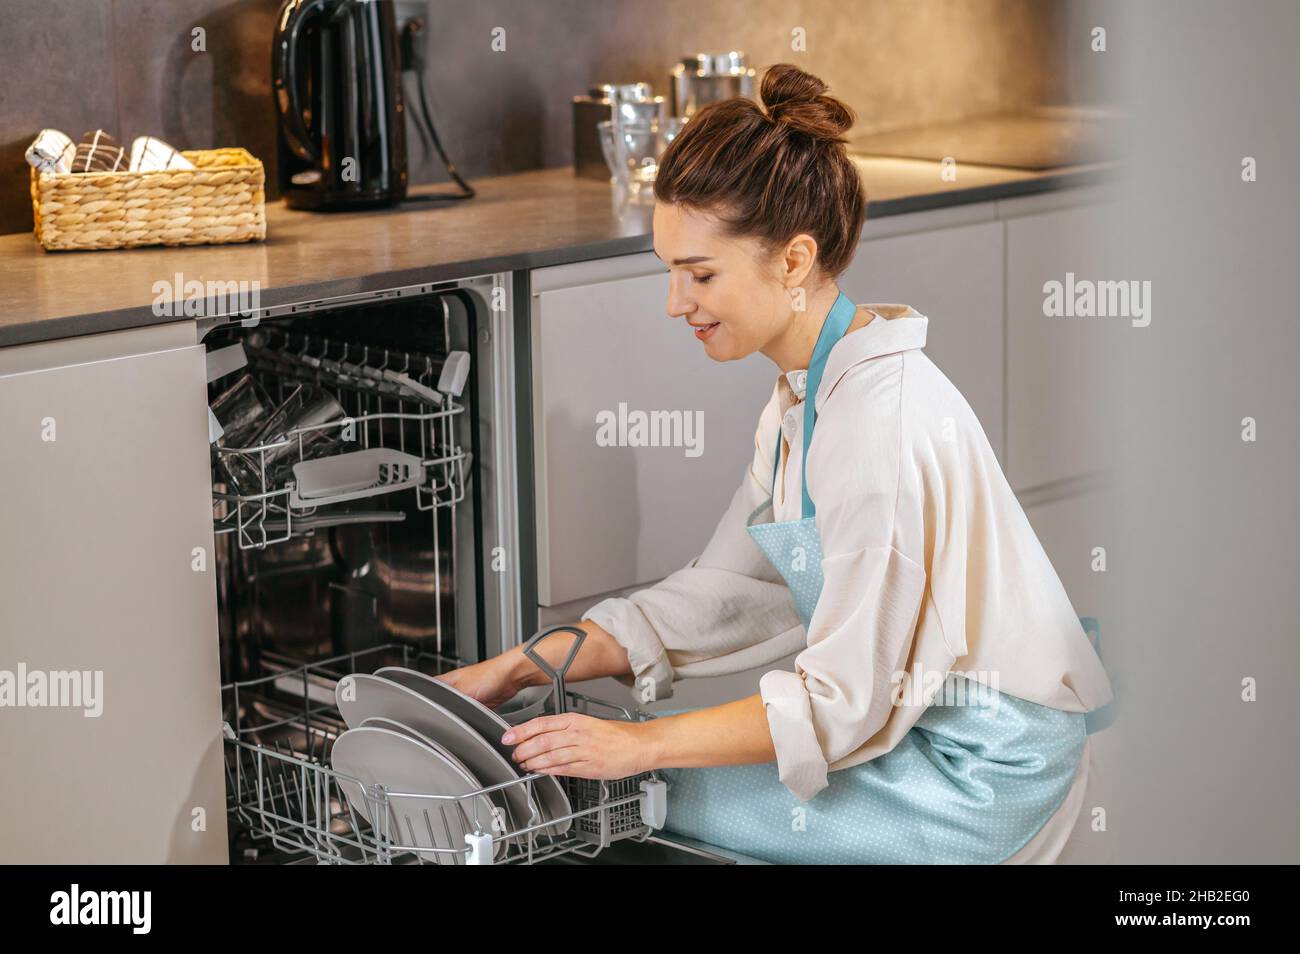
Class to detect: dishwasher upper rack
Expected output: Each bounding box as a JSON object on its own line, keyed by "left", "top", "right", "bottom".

{"left": 223, "top": 632, "right": 666, "bottom": 866}
{"left": 211, "top": 329, "right": 469, "bottom": 551}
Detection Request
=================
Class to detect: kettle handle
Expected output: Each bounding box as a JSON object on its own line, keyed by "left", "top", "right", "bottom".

{"left": 273, "top": 0, "right": 330, "bottom": 164}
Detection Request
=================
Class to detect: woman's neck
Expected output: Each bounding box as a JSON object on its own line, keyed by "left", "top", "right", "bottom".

{"left": 763, "top": 285, "right": 842, "bottom": 373}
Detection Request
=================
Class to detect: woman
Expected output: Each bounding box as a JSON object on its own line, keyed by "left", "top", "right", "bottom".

{"left": 440, "top": 64, "right": 1113, "bottom": 864}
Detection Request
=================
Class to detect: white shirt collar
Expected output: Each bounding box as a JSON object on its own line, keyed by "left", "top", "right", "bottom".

{"left": 777, "top": 304, "right": 929, "bottom": 411}
{"left": 814, "top": 305, "right": 928, "bottom": 412}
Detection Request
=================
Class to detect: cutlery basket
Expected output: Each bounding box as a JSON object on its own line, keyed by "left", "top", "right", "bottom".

{"left": 222, "top": 633, "right": 665, "bottom": 866}
{"left": 30, "top": 147, "right": 266, "bottom": 251}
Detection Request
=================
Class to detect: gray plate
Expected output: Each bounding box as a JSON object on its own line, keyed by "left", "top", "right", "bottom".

{"left": 375, "top": 667, "right": 572, "bottom": 836}
{"left": 358, "top": 716, "right": 508, "bottom": 860}
{"left": 337, "top": 673, "right": 555, "bottom": 841}
{"left": 330, "top": 725, "right": 498, "bottom": 865}
{"left": 497, "top": 685, "right": 553, "bottom": 725}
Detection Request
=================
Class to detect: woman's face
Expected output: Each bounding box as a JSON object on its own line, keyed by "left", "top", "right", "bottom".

{"left": 652, "top": 202, "right": 797, "bottom": 362}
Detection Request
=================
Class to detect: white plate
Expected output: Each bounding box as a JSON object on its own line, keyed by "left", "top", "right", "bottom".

{"left": 330, "top": 725, "right": 498, "bottom": 865}
{"left": 375, "top": 667, "right": 572, "bottom": 836}
{"left": 337, "top": 673, "right": 556, "bottom": 840}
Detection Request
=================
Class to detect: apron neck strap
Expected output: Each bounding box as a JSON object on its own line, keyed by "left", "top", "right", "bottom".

{"left": 769, "top": 290, "right": 859, "bottom": 520}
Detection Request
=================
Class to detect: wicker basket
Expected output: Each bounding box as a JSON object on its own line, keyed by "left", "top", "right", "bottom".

{"left": 30, "top": 147, "right": 266, "bottom": 251}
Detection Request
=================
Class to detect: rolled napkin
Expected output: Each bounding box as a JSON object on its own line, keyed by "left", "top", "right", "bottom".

{"left": 72, "top": 129, "right": 127, "bottom": 173}
{"left": 129, "top": 135, "right": 195, "bottom": 172}
{"left": 25, "top": 128, "right": 76, "bottom": 174}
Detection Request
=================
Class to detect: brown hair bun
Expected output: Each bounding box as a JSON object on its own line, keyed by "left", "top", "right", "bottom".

{"left": 653, "top": 63, "right": 866, "bottom": 279}
{"left": 760, "top": 63, "right": 855, "bottom": 143}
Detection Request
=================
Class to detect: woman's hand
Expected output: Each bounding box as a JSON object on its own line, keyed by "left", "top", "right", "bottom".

{"left": 435, "top": 621, "right": 635, "bottom": 711}
{"left": 434, "top": 653, "right": 525, "bottom": 709}
{"left": 502, "top": 713, "right": 652, "bottom": 780}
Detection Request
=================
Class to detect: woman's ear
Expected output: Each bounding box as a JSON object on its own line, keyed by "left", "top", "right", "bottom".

{"left": 781, "top": 232, "right": 819, "bottom": 289}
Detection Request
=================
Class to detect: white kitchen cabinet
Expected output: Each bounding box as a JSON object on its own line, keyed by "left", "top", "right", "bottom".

{"left": 1020, "top": 486, "right": 1112, "bottom": 625}
{"left": 1021, "top": 485, "right": 1119, "bottom": 867}
{"left": 1004, "top": 201, "right": 1120, "bottom": 491}
{"left": 0, "top": 336, "right": 227, "bottom": 863}
{"left": 530, "top": 255, "right": 776, "bottom": 607}
{"left": 840, "top": 218, "right": 1006, "bottom": 461}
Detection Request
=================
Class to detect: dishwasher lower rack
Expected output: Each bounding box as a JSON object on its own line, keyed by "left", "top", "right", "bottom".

{"left": 222, "top": 644, "right": 666, "bottom": 865}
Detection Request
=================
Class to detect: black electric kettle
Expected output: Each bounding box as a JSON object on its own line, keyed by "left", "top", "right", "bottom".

{"left": 273, "top": 0, "right": 408, "bottom": 210}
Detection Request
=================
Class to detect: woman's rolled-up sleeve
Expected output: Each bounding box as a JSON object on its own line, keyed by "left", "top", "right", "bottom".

{"left": 582, "top": 388, "right": 805, "bottom": 703}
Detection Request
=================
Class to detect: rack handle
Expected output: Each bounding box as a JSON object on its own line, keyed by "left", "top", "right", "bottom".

{"left": 521, "top": 625, "right": 587, "bottom": 717}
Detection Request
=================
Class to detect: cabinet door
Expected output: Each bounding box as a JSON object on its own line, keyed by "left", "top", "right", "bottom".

{"left": 532, "top": 261, "right": 775, "bottom": 607}
{"left": 1020, "top": 489, "right": 1111, "bottom": 624}
{"left": 1005, "top": 203, "right": 1119, "bottom": 490}
{"left": 840, "top": 219, "right": 1005, "bottom": 460}
{"left": 1020, "top": 484, "right": 1120, "bottom": 866}
{"left": 0, "top": 344, "right": 227, "bottom": 863}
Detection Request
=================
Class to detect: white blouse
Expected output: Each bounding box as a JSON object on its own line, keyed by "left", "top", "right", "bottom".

{"left": 582, "top": 303, "right": 1114, "bottom": 804}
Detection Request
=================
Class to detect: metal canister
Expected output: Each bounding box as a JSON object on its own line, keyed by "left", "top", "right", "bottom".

{"left": 670, "top": 51, "right": 758, "bottom": 119}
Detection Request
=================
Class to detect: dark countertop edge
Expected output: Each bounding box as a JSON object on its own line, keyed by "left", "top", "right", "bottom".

{"left": 864, "top": 165, "right": 1113, "bottom": 217}
{"left": 0, "top": 235, "right": 655, "bottom": 349}
{"left": 0, "top": 166, "right": 1114, "bottom": 350}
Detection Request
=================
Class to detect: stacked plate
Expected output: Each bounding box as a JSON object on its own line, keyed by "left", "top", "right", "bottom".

{"left": 330, "top": 670, "right": 571, "bottom": 864}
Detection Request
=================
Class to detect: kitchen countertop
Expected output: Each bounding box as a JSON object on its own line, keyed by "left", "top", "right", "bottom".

{"left": 848, "top": 107, "right": 1126, "bottom": 170}
{"left": 0, "top": 159, "right": 1113, "bottom": 349}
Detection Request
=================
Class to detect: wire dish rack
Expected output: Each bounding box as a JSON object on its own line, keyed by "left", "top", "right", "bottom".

{"left": 223, "top": 627, "right": 666, "bottom": 865}
{"left": 212, "top": 326, "right": 469, "bottom": 551}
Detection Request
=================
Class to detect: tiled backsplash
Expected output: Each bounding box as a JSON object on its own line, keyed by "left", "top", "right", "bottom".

{"left": 0, "top": 0, "right": 1113, "bottom": 236}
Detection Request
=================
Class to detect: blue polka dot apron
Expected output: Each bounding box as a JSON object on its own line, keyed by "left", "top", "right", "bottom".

{"left": 658, "top": 292, "right": 1095, "bottom": 864}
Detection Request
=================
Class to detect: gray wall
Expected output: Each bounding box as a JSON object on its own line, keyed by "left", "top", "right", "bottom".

{"left": 2, "top": 0, "right": 1095, "bottom": 235}
{"left": 1102, "top": 0, "right": 1300, "bottom": 863}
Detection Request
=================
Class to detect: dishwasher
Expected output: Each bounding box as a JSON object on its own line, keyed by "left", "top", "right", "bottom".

{"left": 199, "top": 276, "right": 730, "bottom": 866}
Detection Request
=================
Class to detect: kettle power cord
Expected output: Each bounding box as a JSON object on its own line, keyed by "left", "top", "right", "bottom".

{"left": 399, "top": 17, "right": 475, "bottom": 203}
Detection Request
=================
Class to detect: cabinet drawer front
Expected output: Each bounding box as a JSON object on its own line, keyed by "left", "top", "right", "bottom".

{"left": 532, "top": 268, "right": 774, "bottom": 607}
{"left": 1005, "top": 203, "right": 1120, "bottom": 490}
{"left": 0, "top": 343, "right": 226, "bottom": 863}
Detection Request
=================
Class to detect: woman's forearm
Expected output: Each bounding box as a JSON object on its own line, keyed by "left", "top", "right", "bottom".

{"left": 642, "top": 693, "right": 776, "bottom": 769}
{"left": 504, "top": 619, "right": 632, "bottom": 688}
{"left": 500, "top": 621, "right": 778, "bottom": 773}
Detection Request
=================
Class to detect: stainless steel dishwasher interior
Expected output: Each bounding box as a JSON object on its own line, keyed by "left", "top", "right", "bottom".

{"left": 208, "top": 294, "right": 479, "bottom": 678}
